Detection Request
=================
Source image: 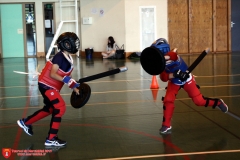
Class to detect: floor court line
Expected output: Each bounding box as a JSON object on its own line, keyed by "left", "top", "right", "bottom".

{"left": 1, "top": 74, "right": 240, "bottom": 88}
{"left": 0, "top": 95, "right": 240, "bottom": 110}
{"left": 94, "top": 149, "right": 240, "bottom": 160}
{"left": 226, "top": 111, "right": 240, "bottom": 121}
{"left": 1, "top": 87, "right": 240, "bottom": 121}
{"left": 2, "top": 123, "right": 190, "bottom": 160}
{"left": 1, "top": 83, "right": 240, "bottom": 100}
{"left": 0, "top": 88, "right": 164, "bottom": 99}
{"left": 11, "top": 84, "right": 35, "bottom": 160}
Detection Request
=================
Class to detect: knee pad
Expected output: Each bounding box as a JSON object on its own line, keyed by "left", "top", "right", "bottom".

{"left": 163, "top": 95, "right": 175, "bottom": 104}
{"left": 53, "top": 108, "right": 66, "bottom": 117}
{"left": 52, "top": 99, "right": 66, "bottom": 116}
{"left": 42, "top": 105, "right": 53, "bottom": 113}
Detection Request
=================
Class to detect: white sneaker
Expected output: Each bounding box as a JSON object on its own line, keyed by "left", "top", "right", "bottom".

{"left": 45, "top": 136, "right": 67, "bottom": 147}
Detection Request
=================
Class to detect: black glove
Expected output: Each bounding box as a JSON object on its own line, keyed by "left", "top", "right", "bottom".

{"left": 173, "top": 69, "right": 189, "bottom": 81}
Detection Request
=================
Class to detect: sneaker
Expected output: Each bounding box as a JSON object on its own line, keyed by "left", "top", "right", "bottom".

{"left": 17, "top": 119, "right": 33, "bottom": 136}
{"left": 45, "top": 136, "right": 67, "bottom": 147}
{"left": 159, "top": 125, "right": 172, "bottom": 134}
{"left": 217, "top": 99, "right": 228, "bottom": 113}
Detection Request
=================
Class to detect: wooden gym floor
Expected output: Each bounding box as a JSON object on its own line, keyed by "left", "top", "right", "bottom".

{"left": 0, "top": 52, "right": 240, "bottom": 160}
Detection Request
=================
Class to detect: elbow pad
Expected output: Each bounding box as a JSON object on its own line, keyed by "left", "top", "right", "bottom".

{"left": 160, "top": 71, "right": 169, "bottom": 82}
{"left": 166, "top": 51, "right": 178, "bottom": 61}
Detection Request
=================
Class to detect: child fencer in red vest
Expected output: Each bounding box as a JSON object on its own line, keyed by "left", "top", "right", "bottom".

{"left": 151, "top": 38, "right": 228, "bottom": 134}
{"left": 17, "top": 32, "right": 80, "bottom": 146}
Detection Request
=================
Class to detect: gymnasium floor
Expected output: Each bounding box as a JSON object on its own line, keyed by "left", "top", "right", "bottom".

{"left": 0, "top": 52, "right": 240, "bottom": 160}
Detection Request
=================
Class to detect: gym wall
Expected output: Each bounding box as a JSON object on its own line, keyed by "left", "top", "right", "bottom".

{"left": 80, "top": 0, "right": 168, "bottom": 53}
{"left": 0, "top": 0, "right": 232, "bottom": 57}
{"left": 168, "top": 0, "right": 231, "bottom": 54}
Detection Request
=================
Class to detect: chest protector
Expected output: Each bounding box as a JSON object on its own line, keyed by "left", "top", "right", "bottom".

{"left": 38, "top": 61, "right": 73, "bottom": 91}
{"left": 165, "top": 56, "right": 191, "bottom": 85}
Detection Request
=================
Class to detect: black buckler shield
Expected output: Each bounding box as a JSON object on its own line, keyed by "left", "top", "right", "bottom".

{"left": 70, "top": 83, "right": 91, "bottom": 109}
{"left": 140, "top": 47, "right": 166, "bottom": 75}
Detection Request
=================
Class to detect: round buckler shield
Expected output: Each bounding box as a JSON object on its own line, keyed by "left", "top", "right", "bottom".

{"left": 140, "top": 47, "right": 166, "bottom": 75}
{"left": 70, "top": 83, "right": 91, "bottom": 109}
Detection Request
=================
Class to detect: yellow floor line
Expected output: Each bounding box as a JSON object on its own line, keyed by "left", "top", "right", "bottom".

{"left": 0, "top": 83, "right": 240, "bottom": 100}
{"left": 1, "top": 94, "right": 240, "bottom": 111}
{"left": 95, "top": 149, "right": 240, "bottom": 160}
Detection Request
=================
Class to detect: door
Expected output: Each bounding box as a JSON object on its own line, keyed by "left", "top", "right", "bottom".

{"left": 43, "top": 3, "right": 55, "bottom": 55}
{"left": 25, "top": 3, "right": 36, "bottom": 56}
{"left": 0, "top": 4, "right": 24, "bottom": 58}
{"left": 140, "top": 6, "right": 156, "bottom": 51}
{"left": 231, "top": 0, "right": 240, "bottom": 51}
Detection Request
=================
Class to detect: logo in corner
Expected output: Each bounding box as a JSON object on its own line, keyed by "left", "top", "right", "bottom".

{"left": 2, "top": 148, "right": 11, "bottom": 159}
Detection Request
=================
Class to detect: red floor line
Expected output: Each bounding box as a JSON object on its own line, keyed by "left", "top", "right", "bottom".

{"left": 1, "top": 123, "right": 190, "bottom": 160}
{"left": 10, "top": 85, "right": 34, "bottom": 160}
{"left": 68, "top": 123, "right": 191, "bottom": 160}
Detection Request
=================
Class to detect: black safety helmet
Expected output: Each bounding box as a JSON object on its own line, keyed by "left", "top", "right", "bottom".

{"left": 56, "top": 32, "right": 80, "bottom": 54}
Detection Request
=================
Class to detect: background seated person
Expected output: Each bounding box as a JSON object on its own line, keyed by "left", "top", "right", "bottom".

{"left": 101, "top": 36, "right": 117, "bottom": 59}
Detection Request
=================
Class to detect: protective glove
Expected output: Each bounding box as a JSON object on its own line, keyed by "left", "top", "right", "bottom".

{"left": 173, "top": 69, "right": 189, "bottom": 81}
{"left": 62, "top": 76, "right": 80, "bottom": 89}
